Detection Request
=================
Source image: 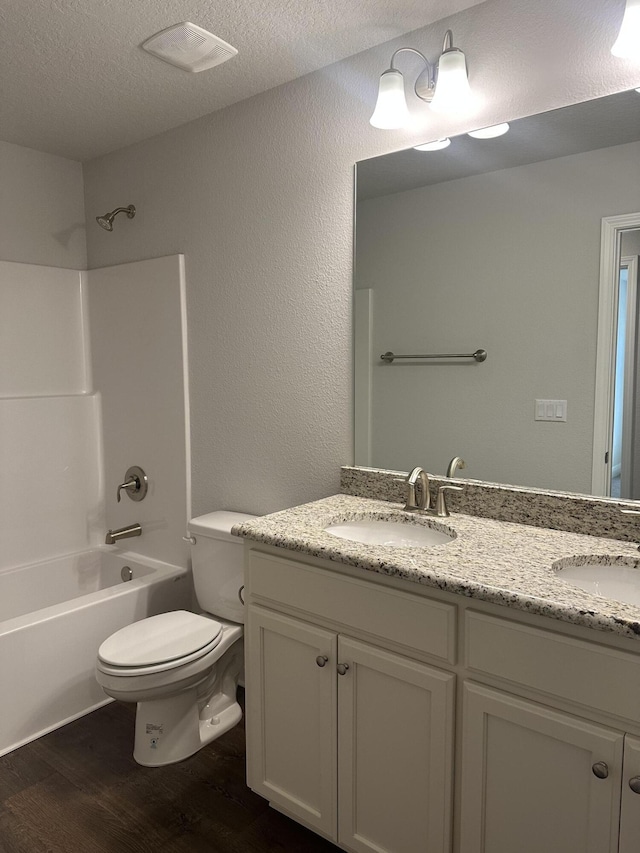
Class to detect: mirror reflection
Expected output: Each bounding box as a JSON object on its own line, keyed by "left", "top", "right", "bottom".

{"left": 354, "top": 90, "right": 640, "bottom": 498}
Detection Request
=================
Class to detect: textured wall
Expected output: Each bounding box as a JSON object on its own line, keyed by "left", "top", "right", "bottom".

{"left": 0, "top": 141, "right": 86, "bottom": 269}
{"left": 82, "top": 0, "right": 640, "bottom": 516}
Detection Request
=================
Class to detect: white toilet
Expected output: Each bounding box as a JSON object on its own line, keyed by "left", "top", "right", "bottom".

{"left": 95, "top": 510, "right": 256, "bottom": 767}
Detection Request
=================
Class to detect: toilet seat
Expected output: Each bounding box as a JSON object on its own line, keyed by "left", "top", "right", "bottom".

{"left": 97, "top": 611, "right": 223, "bottom": 676}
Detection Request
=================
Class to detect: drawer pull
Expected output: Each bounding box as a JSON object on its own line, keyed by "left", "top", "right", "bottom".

{"left": 316, "top": 655, "right": 328, "bottom": 668}
{"left": 629, "top": 776, "right": 640, "bottom": 794}
{"left": 592, "top": 762, "right": 609, "bottom": 779}
{"left": 337, "top": 663, "right": 350, "bottom": 676}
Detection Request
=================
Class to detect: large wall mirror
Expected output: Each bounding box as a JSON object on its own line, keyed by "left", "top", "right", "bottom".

{"left": 354, "top": 89, "right": 640, "bottom": 499}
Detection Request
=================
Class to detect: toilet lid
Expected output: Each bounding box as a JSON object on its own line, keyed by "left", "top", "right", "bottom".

{"left": 98, "top": 611, "right": 223, "bottom": 667}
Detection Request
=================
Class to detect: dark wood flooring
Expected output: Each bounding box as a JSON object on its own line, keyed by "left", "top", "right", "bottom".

{"left": 0, "top": 695, "right": 340, "bottom": 852}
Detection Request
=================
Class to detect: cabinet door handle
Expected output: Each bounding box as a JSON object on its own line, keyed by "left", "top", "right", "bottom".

{"left": 629, "top": 776, "right": 640, "bottom": 794}
{"left": 337, "top": 663, "right": 350, "bottom": 676}
{"left": 592, "top": 762, "right": 609, "bottom": 779}
{"left": 316, "top": 655, "right": 329, "bottom": 667}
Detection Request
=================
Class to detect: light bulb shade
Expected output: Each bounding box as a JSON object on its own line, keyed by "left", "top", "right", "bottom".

{"left": 430, "top": 48, "right": 472, "bottom": 114}
{"left": 612, "top": 0, "right": 640, "bottom": 57}
{"left": 468, "top": 123, "right": 510, "bottom": 139}
{"left": 370, "top": 69, "right": 410, "bottom": 129}
{"left": 414, "top": 138, "right": 451, "bottom": 151}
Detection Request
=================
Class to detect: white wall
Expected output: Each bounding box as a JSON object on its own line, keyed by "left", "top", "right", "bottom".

{"left": 0, "top": 262, "right": 102, "bottom": 570}
{"left": 82, "top": 0, "right": 640, "bottom": 514}
{"left": 356, "top": 141, "right": 640, "bottom": 493}
{"left": 87, "top": 255, "right": 191, "bottom": 568}
{"left": 0, "top": 141, "right": 86, "bottom": 269}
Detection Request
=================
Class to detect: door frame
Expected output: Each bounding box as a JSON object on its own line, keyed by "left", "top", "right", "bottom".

{"left": 592, "top": 213, "right": 640, "bottom": 496}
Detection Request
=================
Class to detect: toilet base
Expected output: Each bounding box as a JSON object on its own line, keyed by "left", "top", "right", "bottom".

{"left": 133, "top": 689, "right": 242, "bottom": 767}
{"left": 131, "top": 634, "right": 244, "bottom": 767}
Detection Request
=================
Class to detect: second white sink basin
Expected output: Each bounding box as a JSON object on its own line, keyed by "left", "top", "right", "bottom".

{"left": 324, "top": 518, "right": 455, "bottom": 548}
{"left": 554, "top": 558, "right": 640, "bottom": 608}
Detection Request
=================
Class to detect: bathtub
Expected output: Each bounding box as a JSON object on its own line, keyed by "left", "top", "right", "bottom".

{"left": 0, "top": 547, "right": 190, "bottom": 756}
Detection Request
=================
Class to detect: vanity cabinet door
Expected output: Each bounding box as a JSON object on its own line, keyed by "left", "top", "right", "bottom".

{"left": 245, "top": 605, "right": 338, "bottom": 840}
{"left": 337, "top": 637, "right": 455, "bottom": 853}
{"left": 458, "top": 683, "right": 624, "bottom": 853}
{"left": 619, "top": 735, "right": 640, "bottom": 853}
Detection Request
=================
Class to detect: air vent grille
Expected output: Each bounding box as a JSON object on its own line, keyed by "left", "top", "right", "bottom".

{"left": 142, "top": 22, "right": 238, "bottom": 73}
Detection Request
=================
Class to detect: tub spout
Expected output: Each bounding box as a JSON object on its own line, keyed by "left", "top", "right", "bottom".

{"left": 105, "top": 523, "right": 142, "bottom": 545}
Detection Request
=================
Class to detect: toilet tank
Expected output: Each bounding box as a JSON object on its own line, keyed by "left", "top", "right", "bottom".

{"left": 188, "top": 510, "right": 257, "bottom": 624}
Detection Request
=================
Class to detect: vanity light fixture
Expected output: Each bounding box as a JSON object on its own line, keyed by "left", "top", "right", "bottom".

{"left": 370, "top": 30, "right": 472, "bottom": 129}
{"left": 413, "top": 138, "right": 451, "bottom": 151}
{"left": 611, "top": 0, "right": 640, "bottom": 58}
{"left": 468, "top": 122, "right": 510, "bottom": 139}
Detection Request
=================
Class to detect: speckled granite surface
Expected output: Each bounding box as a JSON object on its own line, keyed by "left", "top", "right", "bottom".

{"left": 233, "top": 494, "right": 640, "bottom": 641}
{"left": 340, "top": 466, "right": 640, "bottom": 542}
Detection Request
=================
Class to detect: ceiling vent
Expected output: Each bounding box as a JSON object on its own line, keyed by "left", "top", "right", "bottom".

{"left": 142, "top": 22, "right": 238, "bottom": 73}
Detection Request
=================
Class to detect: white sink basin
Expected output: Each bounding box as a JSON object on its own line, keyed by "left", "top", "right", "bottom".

{"left": 324, "top": 518, "right": 455, "bottom": 548}
{"left": 554, "top": 559, "right": 640, "bottom": 608}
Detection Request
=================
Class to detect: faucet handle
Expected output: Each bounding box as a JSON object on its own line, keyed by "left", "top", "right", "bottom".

{"left": 117, "top": 478, "right": 137, "bottom": 502}
{"left": 116, "top": 466, "right": 148, "bottom": 503}
{"left": 434, "top": 484, "right": 464, "bottom": 517}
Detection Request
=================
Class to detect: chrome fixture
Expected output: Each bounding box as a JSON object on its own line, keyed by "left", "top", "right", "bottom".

{"left": 399, "top": 467, "right": 463, "bottom": 517}
{"left": 611, "top": 0, "right": 640, "bottom": 58}
{"left": 401, "top": 466, "right": 431, "bottom": 512}
{"left": 432, "top": 484, "right": 464, "bottom": 517}
{"left": 381, "top": 349, "right": 487, "bottom": 364}
{"left": 370, "top": 29, "right": 472, "bottom": 130}
{"left": 96, "top": 205, "right": 136, "bottom": 231}
{"left": 105, "top": 523, "right": 142, "bottom": 545}
{"left": 117, "top": 466, "right": 148, "bottom": 502}
{"left": 316, "top": 655, "right": 329, "bottom": 667}
{"left": 447, "top": 456, "right": 466, "bottom": 478}
{"left": 630, "top": 776, "right": 640, "bottom": 794}
{"left": 121, "top": 566, "right": 133, "bottom": 582}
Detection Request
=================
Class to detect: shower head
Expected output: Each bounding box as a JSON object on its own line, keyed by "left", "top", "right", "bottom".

{"left": 96, "top": 204, "right": 136, "bottom": 231}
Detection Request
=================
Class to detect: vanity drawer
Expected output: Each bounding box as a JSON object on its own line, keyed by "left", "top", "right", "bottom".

{"left": 248, "top": 551, "right": 456, "bottom": 663}
{"left": 465, "top": 611, "right": 640, "bottom": 722}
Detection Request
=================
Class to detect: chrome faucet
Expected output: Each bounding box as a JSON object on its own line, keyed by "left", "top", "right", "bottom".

{"left": 432, "top": 484, "right": 464, "bottom": 517}
{"left": 446, "top": 456, "right": 466, "bottom": 478}
{"left": 402, "top": 467, "right": 431, "bottom": 512}
{"left": 105, "top": 523, "right": 142, "bottom": 545}
{"left": 400, "top": 467, "right": 463, "bottom": 517}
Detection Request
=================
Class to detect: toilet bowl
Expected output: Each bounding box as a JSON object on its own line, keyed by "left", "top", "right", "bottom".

{"left": 95, "top": 510, "right": 256, "bottom": 766}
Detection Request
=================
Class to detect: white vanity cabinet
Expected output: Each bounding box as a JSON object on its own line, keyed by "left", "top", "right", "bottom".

{"left": 243, "top": 545, "right": 640, "bottom": 853}
{"left": 458, "top": 682, "right": 625, "bottom": 853}
{"left": 244, "top": 550, "right": 456, "bottom": 853}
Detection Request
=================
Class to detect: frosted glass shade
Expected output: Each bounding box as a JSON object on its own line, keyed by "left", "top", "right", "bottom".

{"left": 414, "top": 138, "right": 451, "bottom": 151}
{"left": 611, "top": 0, "right": 640, "bottom": 57}
{"left": 430, "top": 49, "right": 472, "bottom": 114}
{"left": 468, "top": 123, "right": 510, "bottom": 139}
{"left": 370, "top": 69, "right": 410, "bottom": 129}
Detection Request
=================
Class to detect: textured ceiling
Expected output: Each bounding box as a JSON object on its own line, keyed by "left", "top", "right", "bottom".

{"left": 0, "top": 0, "right": 486, "bottom": 161}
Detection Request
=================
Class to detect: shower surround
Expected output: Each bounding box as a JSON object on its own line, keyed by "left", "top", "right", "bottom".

{"left": 0, "top": 254, "right": 191, "bottom": 753}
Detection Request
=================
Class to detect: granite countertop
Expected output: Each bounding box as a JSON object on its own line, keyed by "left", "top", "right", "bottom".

{"left": 233, "top": 494, "right": 640, "bottom": 641}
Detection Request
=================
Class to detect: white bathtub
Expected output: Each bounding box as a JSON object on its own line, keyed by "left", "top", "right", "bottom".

{"left": 0, "top": 547, "right": 190, "bottom": 756}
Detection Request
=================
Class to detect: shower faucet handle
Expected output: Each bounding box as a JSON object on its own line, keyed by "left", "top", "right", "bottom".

{"left": 116, "top": 466, "right": 148, "bottom": 503}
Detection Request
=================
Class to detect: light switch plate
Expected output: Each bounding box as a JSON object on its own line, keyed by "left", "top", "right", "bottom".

{"left": 535, "top": 399, "right": 567, "bottom": 421}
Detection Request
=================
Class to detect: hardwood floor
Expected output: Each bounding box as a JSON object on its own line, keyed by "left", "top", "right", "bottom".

{"left": 0, "top": 697, "right": 340, "bottom": 852}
